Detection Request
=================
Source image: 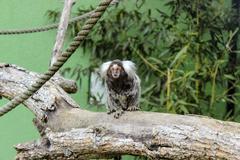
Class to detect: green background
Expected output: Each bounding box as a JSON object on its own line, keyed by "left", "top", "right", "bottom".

{"left": 0, "top": 0, "right": 162, "bottom": 159}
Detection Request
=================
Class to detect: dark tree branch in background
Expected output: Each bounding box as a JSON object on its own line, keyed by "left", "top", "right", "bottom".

{"left": 0, "top": 64, "right": 240, "bottom": 160}
{"left": 226, "top": 0, "right": 240, "bottom": 117}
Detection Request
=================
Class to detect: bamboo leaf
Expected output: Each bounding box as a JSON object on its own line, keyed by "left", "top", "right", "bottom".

{"left": 170, "top": 44, "right": 189, "bottom": 68}
{"left": 224, "top": 74, "right": 236, "bottom": 80}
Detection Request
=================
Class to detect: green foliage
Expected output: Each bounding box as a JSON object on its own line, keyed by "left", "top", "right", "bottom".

{"left": 47, "top": 0, "right": 240, "bottom": 121}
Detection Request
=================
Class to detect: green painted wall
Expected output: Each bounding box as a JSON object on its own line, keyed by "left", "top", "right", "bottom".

{"left": 0, "top": 0, "right": 162, "bottom": 159}
{"left": 0, "top": 0, "right": 96, "bottom": 159}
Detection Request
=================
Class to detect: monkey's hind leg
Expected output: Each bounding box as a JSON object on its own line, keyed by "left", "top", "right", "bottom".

{"left": 107, "top": 96, "right": 124, "bottom": 118}
{"left": 126, "top": 94, "right": 140, "bottom": 111}
{"left": 113, "top": 98, "right": 124, "bottom": 119}
{"left": 106, "top": 96, "right": 116, "bottom": 114}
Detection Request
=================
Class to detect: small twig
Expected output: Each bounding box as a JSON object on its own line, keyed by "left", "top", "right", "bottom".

{"left": 210, "top": 63, "right": 219, "bottom": 108}
{"left": 166, "top": 68, "right": 172, "bottom": 110}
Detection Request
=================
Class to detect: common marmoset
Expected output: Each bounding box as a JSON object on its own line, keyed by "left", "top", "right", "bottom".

{"left": 100, "top": 60, "right": 141, "bottom": 118}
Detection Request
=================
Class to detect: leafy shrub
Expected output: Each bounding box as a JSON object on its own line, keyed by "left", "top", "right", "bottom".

{"left": 47, "top": 0, "right": 240, "bottom": 121}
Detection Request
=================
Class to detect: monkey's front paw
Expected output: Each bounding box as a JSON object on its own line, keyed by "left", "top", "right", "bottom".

{"left": 127, "top": 106, "right": 140, "bottom": 111}
{"left": 107, "top": 110, "right": 115, "bottom": 114}
{"left": 114, "top": 110, "right": 124, "bottom": 119}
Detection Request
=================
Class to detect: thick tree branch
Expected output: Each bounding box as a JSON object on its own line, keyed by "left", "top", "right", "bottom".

{"left": 1, "top": 64, "right": 240, "bottom": 159}
{"left": 0, "top": 63, "right": 79, "bottom": 120}
{"left": 15, "top": 110, "right": 240, "bottom": 160}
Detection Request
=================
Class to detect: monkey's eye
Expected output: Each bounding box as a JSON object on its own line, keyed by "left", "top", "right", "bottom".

{"left": 117, "top": 67, "right": 122, "bottom": 71}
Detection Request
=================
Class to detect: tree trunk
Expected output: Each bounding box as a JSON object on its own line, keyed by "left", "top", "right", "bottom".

{"left": 1, "top": 64, "right": 240, "bottom": 160}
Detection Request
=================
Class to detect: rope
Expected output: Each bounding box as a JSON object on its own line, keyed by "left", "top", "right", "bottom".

{"left": 0, "top": 0, "right": 113, "bottom": 117}
{"left": 0, "top": 0, "right": 119, "bottom": 35}
{"left": 0, "top": 13, "right": 92, "bottom": 35}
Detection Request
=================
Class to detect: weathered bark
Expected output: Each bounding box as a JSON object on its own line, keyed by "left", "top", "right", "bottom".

{"left": 15, "top": 109, "right": 240, "bottom": 160}
{"left": 0, "top": 63, "right": 79, "bottom": 120}
{"left": 1, "top": 64, "right": 240, "bottom": 160}
{"left": 15, "top": 114, "right": 240, "bottom": 160}
{"left": 51, "top": 76, "right": 77, "bottom": 94}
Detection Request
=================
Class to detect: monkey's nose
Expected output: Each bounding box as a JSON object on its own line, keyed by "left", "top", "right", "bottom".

{"left": 112, "top": 73, "right": 119, "bottom": 78}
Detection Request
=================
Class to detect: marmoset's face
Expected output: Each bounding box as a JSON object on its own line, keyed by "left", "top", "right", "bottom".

{"left": 110, "top": 64, "right": 123, "bottom": 79}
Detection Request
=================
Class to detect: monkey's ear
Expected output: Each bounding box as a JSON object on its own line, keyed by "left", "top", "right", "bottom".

{"left": 122, "top": 60, "right": 136, "bottom": 78}
{"left": 100, "top": 61, "right": 112, "bottom": 79}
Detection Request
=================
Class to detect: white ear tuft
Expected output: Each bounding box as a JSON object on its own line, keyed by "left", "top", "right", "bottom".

{"left": 99, "top": 61, "right": 112, "bottom": 79}
{"left": 122, "top": 60, "right": 136, "bottom": 78}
